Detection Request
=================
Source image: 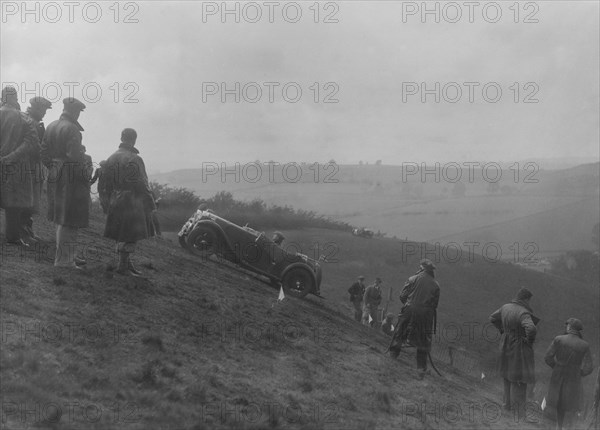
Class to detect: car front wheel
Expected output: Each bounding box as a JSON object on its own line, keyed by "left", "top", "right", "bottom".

{"left": 187, "top": 226, "right": 220, "bottom": 258}
{"left": 282, "top": 267, "right": 314, "bottom": 298}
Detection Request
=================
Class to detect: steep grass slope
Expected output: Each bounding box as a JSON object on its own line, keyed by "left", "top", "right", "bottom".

{"left": 271, "top": 228, "right": 600, "bottom": 413}
{"left": 0, "top": 209, "right": 590, "bottom": 430}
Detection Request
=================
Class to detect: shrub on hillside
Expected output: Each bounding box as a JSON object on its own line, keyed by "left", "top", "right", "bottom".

{"left": 148, "top": 186, "right": 353, "bottom": 232}
{"left": 204, "top": 191, "right": 352, "bottom": 231}
{"left": 551, "top": 250, "right": 600, "bottom": 284}
{"left": 149, "top": 182, "right": 201, "bottom": 209}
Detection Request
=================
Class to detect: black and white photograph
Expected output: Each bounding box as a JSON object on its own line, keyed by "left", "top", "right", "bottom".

{"left": 1, "top": 1, "right": 599, "bottom": 429}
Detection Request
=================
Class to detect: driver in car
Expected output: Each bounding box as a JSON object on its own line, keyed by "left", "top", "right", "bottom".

{"left": 272, "top": 231, "right": 285, "bottom": 246}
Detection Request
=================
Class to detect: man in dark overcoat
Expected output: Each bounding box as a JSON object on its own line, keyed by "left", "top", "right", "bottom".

{"left": 489, "top": 287, "right": 540, "bottom": 419}
{"left": 348, "top": 275, "right": 366, "bottom": 322}
{"left": 0, "top": 86, "right": 41, "bottom": 246}
{"left": 41, "top": 98, "right": 91, "bottom": 268}
{"left": 100, "top": 128, "right": 155, "bottom": 276}
{"left": 544, "top": 317, "right": 594, "bottom": 430}
{"left": 23, "top": 96, "right": 52, "bottom": 241}
{"left": 389, "top": 259, "right": 440, "bottom": 379}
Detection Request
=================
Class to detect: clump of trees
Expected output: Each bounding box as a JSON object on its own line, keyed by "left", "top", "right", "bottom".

{"left": 149, "top": 182, "right": 201, "bottom": 209}
{"left": 148, "top": 183, "right": 352, "bottom": 232}
{"left": 551, "top": 249, "right": 599, "bottom": 284}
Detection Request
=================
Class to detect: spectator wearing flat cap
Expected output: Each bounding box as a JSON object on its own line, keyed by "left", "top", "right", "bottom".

{"left": 41, "top": 98, "right": 92, "bottom": 268}
{"left": 544, "top": 318, "right": 594, "bottom": 430}
{"left": 389, "top": 259, "right": 440, "bottom": 379}
{"left": 0, "top": 86, "right": 41, "bottom": 246}
{"left": 20, "top": 96, "right": 53, "bottom": 242}
{"left": 348, "top": 275, "right": 366, "bottom": 322}
{"left": 26, "top": 97, "right": 52, "bottom": 141}
{"left": 489, "top": 287, "right": 540, "bottom": 420}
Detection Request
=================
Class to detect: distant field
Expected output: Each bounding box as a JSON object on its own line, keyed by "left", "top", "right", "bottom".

{"left": 152, "top": 163, "right": 600, "bottom": 256}
{"left": 345, "top": 195, "right": 600, "bottom": 258}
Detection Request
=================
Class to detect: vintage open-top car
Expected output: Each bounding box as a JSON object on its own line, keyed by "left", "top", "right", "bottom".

{"left": 352, "top": 227, "right": 374, "bottom": 238}
{"left": 178, "top": 209, "right": 322, "bottom": 298}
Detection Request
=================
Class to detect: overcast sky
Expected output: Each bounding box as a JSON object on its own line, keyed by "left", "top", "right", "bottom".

{"left": 1, "top": 1, "right": 598, "bottom": 172}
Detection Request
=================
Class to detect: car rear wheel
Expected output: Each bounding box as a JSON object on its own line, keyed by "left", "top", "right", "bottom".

{"left": 282, "top": 267, "right": 314, "bottom": 298}
{"left": 187, "top": 226, "right": 220, "bottom": 258}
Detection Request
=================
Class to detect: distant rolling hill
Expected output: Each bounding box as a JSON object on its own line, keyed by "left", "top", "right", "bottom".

{"left": 151, "top": 162, "right": 600, "bottom": 256}
{"left": 427, "top": 197, "right": 599, "bottom": 259}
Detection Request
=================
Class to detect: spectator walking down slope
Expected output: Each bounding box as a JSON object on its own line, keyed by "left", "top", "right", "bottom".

{"left": 544, "top": 317, "right": 594, "bottom": 430}
{"left": 362, "top": 277, "right": 383, "bottom": 327}
{"left": 389, "top": 259, "right": 440, "bottom": 380}
{"left": 489, "top": 287, "right": 540, "bottom": 421}
{"left": 100, "top": 128, "right": 156, "bottom": 277}
{"left": 348, "top": 275, "right": 366, "bottom": 322}
{"left": 1, "top": 86, "right": 41, "bottom": 247}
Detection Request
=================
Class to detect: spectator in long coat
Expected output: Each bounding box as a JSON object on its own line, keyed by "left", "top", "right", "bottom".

{"left": 41, "top": 98, "right": 91, "bottom": 268}
{"left": 101, "top": 128, "right": 155, "bottom": 276}
{"left": 489, "top": 287, "right": 540, "bottom": 419}
{"left": 0, "top": 86, "right": 41, "bottom": 246}
{"left": 389, "top": 259, "right": 440, "bottom": 379}
{"left": 23, "top": 96, "right": 52, "bottom": 241}
{"left": 544, "top": 318, "right": 594, "bottom": 430}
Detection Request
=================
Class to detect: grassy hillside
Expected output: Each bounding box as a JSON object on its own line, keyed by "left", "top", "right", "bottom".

{"left": 1, "top": 207, "right": 597, "bottom": 429}
{"left": 276, "top": 229, "right": 599, "bottom": 387}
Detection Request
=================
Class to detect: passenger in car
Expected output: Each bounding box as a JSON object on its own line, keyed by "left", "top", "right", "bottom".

{"left": 272, "top": 231, "right": 285, "bottom": 246}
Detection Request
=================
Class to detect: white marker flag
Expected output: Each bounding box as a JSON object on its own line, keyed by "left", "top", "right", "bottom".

{"left": 368, "top": 314, "right": 373, "bottom": 324}
{"left": 481, "top": 372, "right": 486, "bottom": 380}
{"left": 278, "top": 286, "right": 285, "bottom": 302}
{"left": 541, "top": 397, "right": 546, "bottom": 410}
